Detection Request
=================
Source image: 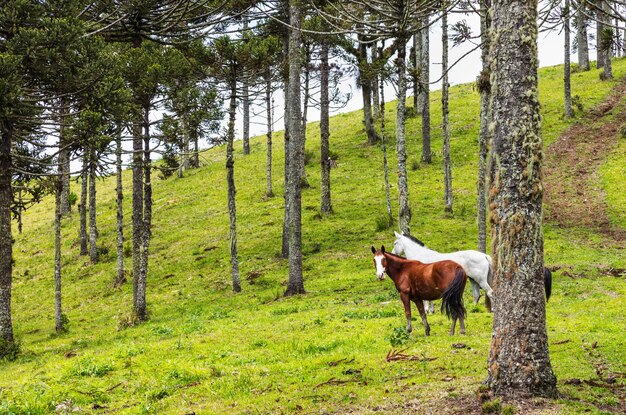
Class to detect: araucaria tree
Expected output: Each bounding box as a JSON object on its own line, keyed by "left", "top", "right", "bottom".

{"left": 284, "top": 0, "right": 306, "bottom": 296}
{"left": 487, "top": 0, "right": 557, "bottom": 397}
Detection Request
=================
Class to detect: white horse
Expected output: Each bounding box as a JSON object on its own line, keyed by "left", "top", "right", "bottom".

{"left": 391, "top": 232, "right": 493, "bottom": 312}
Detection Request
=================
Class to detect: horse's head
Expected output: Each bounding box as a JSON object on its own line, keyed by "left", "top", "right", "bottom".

{"left": 371, "top": 245, "right": 387, "bottom": 280}
{"left": 391, "top": 231, "right": 405, "bottom": 256}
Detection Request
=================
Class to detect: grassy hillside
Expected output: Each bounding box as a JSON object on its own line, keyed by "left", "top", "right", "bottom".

{"left": 1, "top": 60, "right": 626, "bottom": 414}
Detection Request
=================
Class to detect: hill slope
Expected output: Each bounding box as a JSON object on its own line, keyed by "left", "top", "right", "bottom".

{"left": 1, "top": 61, "right": 626, "bottom": 414}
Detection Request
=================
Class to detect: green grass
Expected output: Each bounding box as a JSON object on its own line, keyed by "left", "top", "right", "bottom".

{"left": 1, "top": 60, "right": 626, "bottom": 414}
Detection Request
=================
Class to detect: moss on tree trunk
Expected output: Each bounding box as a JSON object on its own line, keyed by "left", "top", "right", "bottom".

{"left": 487, "top": 0, "right": 557, "bottom": 398}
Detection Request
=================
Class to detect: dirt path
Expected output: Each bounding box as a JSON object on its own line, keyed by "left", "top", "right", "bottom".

{"left": 543, "top": 78, "right": 626, "bottom": 242}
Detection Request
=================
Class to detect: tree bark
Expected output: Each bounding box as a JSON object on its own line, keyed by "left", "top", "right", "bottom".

{"left": 487, "top": 0, "right": 557, "bottom": 397}
{"left": 413, "top": 32, "right": 422, "bottom": 113}
{"left": 564, "top": 0, "right": 574, "bottom": 117}
{"left": 17, "top": 190, "right": 23, "bottom": 235}
{"left": 79, "top": 154, "right": 88, "bottom": 256}
{"left": 281, "top": 7, "right": 291, "bottom": 259}
{"left": 0, "top": 124, "right": 15, "bottom": 355}
{"left": 265, "top": 69, "right": 274, "bottom": 198}
{"left": 600, "top": 0, "right": 613, "bottom": 80}
{"left": 242, "top": 17, "right": 251, "bottom": 156}
{"left": 284, "top": 0, "right": 305, "bottom": 296}
{"left": 300, "top": 45, "right": 310, "bottom": 188}
{"left": 477, "top": 0, "right": 492, "bottom": 255}
{"left": 191, "top": 131, "right": 199, "bottom": 168}
{"left": 88, "top": 147, "right": 98, "bottom": 264}
{"left": 359, "top": 38, "right": 380, "bottom": 145}
{"left": 54, "top": 177, "right": 64, "bottom": 333}
{"left": 115, "top": 131, "right": 125, "bottom": 287}
{"left": 596, "top": 0, "right": 605, "bottom": 68}
{"left": 420, "top": 15, "right": 432, "bottom": 164}
{"left": 442, "top": 10, "right": 453, "bottom": 214}
{"left": 396, "top": 36, "right": 411, "bottom": 235}
{"left": 320, "top": 37, "right": 332, "bottom": 214}
{"left": 380, "top": 71, "right": 394, "bottom": 227}
{"left": 576, "top": 1, "right": 590, "bottom": 71}
{"left": 136, "top": 102, "right": 152, "bottom": 322}
{"left": 132, "top": 117, "right": 145, "bottom": 321}
{"left": 371, "top": 41, "right": 380, "bottom": 119}
{"left": 58, "top": 100, "right": 71, "bottom": 216}
{"left": 227, "top": 75, "right": 241, "bottom": 293}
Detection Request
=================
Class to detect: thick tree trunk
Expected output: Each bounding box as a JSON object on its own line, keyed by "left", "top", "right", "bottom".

{"left": 576, "top": 1, "right": 590, "bottom": 71}
{"left": 54, "top": 178, "right": 64, "bottom": 333}
{"left": 486, "top": 0, "right": 557, "bottom": 397}
{"left": 115, "top": 132, "right": 125, "bottom": 287}
{"left": 58, "top": 101, "right": 71, "bottom": 216}
{"left": 396, "top": 36, "right": 411, "bottom": 235}
{"left": 421, "top": 15, "right": 432, "bottom": 164}
{"left": 227, "top": 78, "right": 241, "bottom": 293}
{"left": 265, "top": 70, "right": 274, "bottom": 198}
{"left": 88, "top": 148, "right": 98, "bottom": 264}
{"left": 442, "top": 10, "right": 453, "bottom": 214}
{"left": 478, "top": 0, "right": 492, "bottom": 255}
{"left": 564, "top": 0, "right": 574, "bottom": 118}
{"left": 359, "top": 38, "right": 380, "bottom": 145}
{"left": 320, "top": 37, "right": 332, "bottom": 214}
{"left": 380, "top": 73, "right": 394, "bottom": 227}
{"left": 132, "top": 118, "right": 145, "bottom": 321}
{"left": 0, "top": 125, "right": 15, "bottom": 356}
{"left": 284, "top": 0, "right": 305, "bottom": 296}
{"left": 79, "top": 155, "right": 88, "bottom": 256}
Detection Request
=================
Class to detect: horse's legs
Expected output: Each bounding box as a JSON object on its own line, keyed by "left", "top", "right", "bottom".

{"left": 449, "top": 316, "right": 456, "bottom": 335}
{"left": 400, "top": 292, "right": 412, "bottom": 333}
{"left": 470, "top": 279, "right": 481, "bottom": 305}
{"left": 423, "top": 300, "right": 434, "bottom": 314}
{"left": 415, "top": 300, "right": 430, "bottom": 336}
{"left": 476, "top": 276, "right": 494, "bottom": 300}
{"left": 459, "top": 314, "right": 466, "bottom": 335}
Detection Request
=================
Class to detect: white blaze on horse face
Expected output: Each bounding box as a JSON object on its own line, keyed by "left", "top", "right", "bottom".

{"left": 374, "top": 254, "right": 386, "bottom": 280}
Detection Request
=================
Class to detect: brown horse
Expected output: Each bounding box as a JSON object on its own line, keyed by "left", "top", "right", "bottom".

{"left": 371, "top": 245, "right": 467, "bottom": 336}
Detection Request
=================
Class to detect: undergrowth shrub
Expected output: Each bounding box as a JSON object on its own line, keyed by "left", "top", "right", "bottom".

{"left": 386, "top": 326, "right": 411, "bottom": 347}
{"left": 0, "top": 338, "right": 20, "bottom": 361}
{"left": 482, "top": 399, "right": 501, "bottom": 414}
{"left": 70, "top": 357, "right": 114, "bottom": 377}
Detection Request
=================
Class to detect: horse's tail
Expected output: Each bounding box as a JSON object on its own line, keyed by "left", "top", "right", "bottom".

{"left": 441, "top": 266, "right": 467, "bottom": 321}
{"left": 544, "top": 267, "right": 552, "bottom": 302}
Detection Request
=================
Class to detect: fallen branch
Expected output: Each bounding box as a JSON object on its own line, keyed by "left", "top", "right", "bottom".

{"left": 386, "top": 349, "right": 438, "bottom": 362}
{"left": 314, "top": 377, "right": 361, "bottom": 389}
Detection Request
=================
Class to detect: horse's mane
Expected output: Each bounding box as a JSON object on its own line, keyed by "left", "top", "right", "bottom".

{"left": 404, "top": 234, "right": 425, "bottom": 247}
{"left": 384, "top": 251, "right": 407, "bottom": 260}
